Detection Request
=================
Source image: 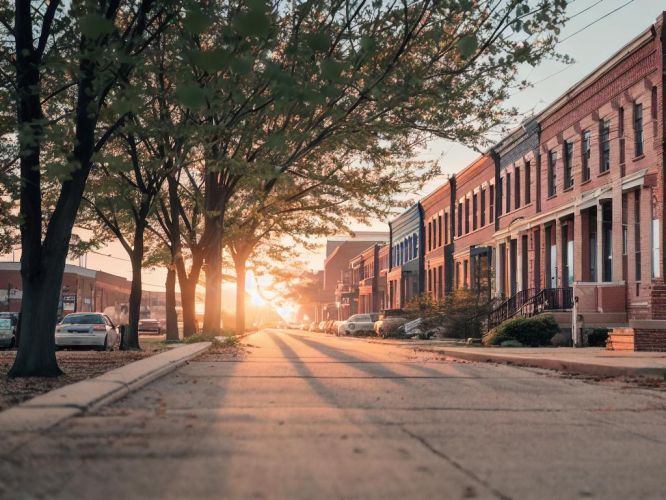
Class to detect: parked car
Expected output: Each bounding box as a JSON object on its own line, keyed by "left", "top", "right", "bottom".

{"left": 0, "top": 312, "right": 18, "bottom": 348}
{"left": 325, "top": 320, "right": 341, "bottom": 334}
{"left": 374, "top": 310, "right": 409, "bottom": 337}
{"left": 55, "top": 313, "right": 121, "bottom": 351}
{"left": 317, "top": 321, "right": 326, "bottom": 332}
{"left": 339, "top": 313, "right": 379, "bottom": 336}
{"left": 138, "top": 318, "right": 162, "bottom": 335}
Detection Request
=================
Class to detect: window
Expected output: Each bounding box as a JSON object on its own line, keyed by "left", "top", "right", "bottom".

{"left": 497, "top": 178, "right": 503, "bottom": 217}
{"left": 634, "top": 102, "right": 643, "bottom": 157}
{"left": 457, "top": 202, "right": 462, "bottom": 237}
{"left": 564, "top": 141, "right": 573, "bottom": 189}
{"left": 548, "top": 150, "right": 557, "bottom": 197}
{"left": 480, "top": 188, "right": 486, "bottom": 227}
{"left": 514, "top": 166, "right": 521, "bottom": 210}
{"left": 465, "top": 198, "right": 470, "bottom": 234}
{"left": 652, "top": 218, "right": 660, "bottom": 278}
{"left": 618, "top": 107, "right": 625, "bottom": 165}
{"left": 427, "top": 222, "right": 432, "bottom": 252}
{"left": 489, "top": 185, "right": 494, "bottom": 221}
{"left": 506, "top": 172, "right": 511, "bottom": 213}
{"left": 525, "top": 162, "right": 531, "bottom": 204}
{"left": 455, "top": 262, "right": 461, "bottom": 289}
{"left": 581, "top": 130, "right": 591, "bottom": 181}
{"left": 438, "top": 214, "right": 442, "bottom": 246}
{"left": 635, "top": 191, "right": 641, "bottom": 281}
{"left": 463, "top": 260, "right": 468, "bottom": 289}
{"left": 413, "top": 233, "right": 418, "bottom": 258}
{"left": 602, "top": 203, "right": 613, "bottom": 282}
{"left": 444, "top": 212, "right": 449, "bottom": 245}
{"left": 428, "top": 269, "right": 432, "bottom": 293}
{"left": 600, "top": 119, "right": 610, "bottom": 172}
{"left": 473, "top": 193, "right": 478, "bottom": 231}
{"left": 652, "top": 86, "right": 658, "bottom": 120}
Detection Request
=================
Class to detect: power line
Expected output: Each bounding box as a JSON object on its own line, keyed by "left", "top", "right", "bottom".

{"left": 558, "top": 0, "right": 636, "bottom": 44}
{"left": 566, "top": 0, "right": 605, "bottom": 21}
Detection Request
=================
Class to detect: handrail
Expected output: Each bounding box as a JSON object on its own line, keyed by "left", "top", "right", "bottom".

{"left": 488, "top": 287, "right": 573, "bottom": 330}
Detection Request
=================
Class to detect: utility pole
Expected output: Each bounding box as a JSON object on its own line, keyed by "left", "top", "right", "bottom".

{"left": 6, "top": 282, "right": 11, "bottom": 312}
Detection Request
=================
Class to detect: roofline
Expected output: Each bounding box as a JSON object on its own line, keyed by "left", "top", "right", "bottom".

{"left": 537, "top": 24, "right": 656, "bottom": 122}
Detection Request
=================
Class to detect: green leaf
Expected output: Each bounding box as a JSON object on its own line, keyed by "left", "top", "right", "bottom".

{"left": 175, "top": 84, "right": 206, "bottom": 109}
{"left": 184, "top": 9, "right": 212, "bottom": 34}
{"left": 233, "top": 10, "right": 270, "bottom": 37}
{"left": 306, "top": 33, "right": 330, "bottom": 52}
{"left": 320, "top": 59, "right": 343, "bottom": 80}
{"left": 230, "top": 57, "right": 252, "bottom": 74}
{"left": 457, "top": 34, "right": 478, "bottom": 59}
{"left": 360, "top": 36, "right": 376, "bottom": 52}
{"left": 188, "top": 48, "right": 229, "bottom": 72}
{"left": 79, "top": 14, "right": 114, "bottom": 38}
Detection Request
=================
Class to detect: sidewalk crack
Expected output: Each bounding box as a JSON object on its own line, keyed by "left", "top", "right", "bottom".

{"left": 401, "top": 426, "right": 511, "bottom": 500}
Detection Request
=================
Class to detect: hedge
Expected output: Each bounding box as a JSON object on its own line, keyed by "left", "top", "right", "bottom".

{"left": 483, "top": 314, "right": 559, "bottom": 347}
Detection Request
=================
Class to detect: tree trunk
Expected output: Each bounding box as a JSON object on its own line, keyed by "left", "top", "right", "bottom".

{"left": 174, "top": 248, "right": 203, "bottom": 338}
{"left": 235, "top": 258, "right": 246, "bottom": 335}
{"left": 124, "top": 251, "right": 143, "bottom": 350}
{"left": 165, "top": 264, "right": 179, "bottom": 341}
{"left": 123, "top": 218, "right": 146, "bottom": 350}
{"left": 203, "top": 229, "right": 222, "bottom": 335}
{"left": 9, "top": 256, "right": 63, "bottom": 377}
{"left": 180, "top": 279, "right": 198, "bottom": 337}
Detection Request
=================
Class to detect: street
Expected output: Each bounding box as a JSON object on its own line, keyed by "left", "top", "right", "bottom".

{"left": 2, "top": 329, "right": 666, "bottom": 499}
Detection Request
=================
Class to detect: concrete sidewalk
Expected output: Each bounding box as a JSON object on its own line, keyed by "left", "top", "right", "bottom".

{"left": 0, "top": 342, "right": 211, "bottom": 442}
{"left": 414, "top": 346, "right": 666, "bottom": 378}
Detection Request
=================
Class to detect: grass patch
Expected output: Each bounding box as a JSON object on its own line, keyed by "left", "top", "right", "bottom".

{"left": 183, "top": 331, "right": 240, "bottom": 349}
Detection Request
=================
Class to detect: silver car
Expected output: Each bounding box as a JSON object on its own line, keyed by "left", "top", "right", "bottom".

{"left": 55, "top": 313, "right": 121, "bottom": 351}
{"left": 339, "top": 313, "right": 379, "bottom": 335}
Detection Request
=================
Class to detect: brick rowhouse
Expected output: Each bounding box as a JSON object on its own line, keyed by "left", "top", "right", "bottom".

{"left": 324, "top": 12, "right": 666, "bottom": 350}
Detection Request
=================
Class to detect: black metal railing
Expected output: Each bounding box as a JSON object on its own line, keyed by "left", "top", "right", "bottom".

{"left": 488, "top": 288, "right": 536, "bottom": 330}
{"left": 488, "top": 287, "right": 573, "bottom": 330}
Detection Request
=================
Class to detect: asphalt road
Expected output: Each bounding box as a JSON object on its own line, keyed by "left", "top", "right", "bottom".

{"left": 2, "top": 329, "right": 666, "bottom": 499}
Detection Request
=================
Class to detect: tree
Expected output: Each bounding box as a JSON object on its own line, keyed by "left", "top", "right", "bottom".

{"left": 5, "top": 1, "right": 178, "bottom": 376}
{"left": 175, "top": 0, "right": 568, "bottom": 334}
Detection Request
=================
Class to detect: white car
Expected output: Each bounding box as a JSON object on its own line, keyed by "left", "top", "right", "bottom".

{"left": 339, "top": 313, "right": 379, "bottom": 336}
{"left": 55, "top": 313, "right": 121, "bottom": 351}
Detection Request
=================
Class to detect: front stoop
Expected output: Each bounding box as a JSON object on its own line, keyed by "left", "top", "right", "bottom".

{"left": 608, "top": 323, "right": 666, "bottom": 351}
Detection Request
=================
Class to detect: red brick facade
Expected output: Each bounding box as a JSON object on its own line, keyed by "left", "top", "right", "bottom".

{"left": 324, "top": 13, "right": 666, "bottom": 349}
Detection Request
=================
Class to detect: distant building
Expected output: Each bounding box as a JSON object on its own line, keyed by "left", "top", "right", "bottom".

{"left": 387, "top": 204, "right": 424, "bottom": 309}
{"left": 321, "top": 237, "right": 388, "bottom": 320}
{"left": 0, "top": 262, "right": 178, "bottom": 325}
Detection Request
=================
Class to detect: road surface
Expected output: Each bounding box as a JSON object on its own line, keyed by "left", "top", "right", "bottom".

{"left": 2, "top": 329, "right": 665, "bottom": 499}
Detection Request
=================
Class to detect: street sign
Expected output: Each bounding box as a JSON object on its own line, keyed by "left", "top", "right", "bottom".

{"left": 63, "top": 294, "right": 77, "bottom": 312}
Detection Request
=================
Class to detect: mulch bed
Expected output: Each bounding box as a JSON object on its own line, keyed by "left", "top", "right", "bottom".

{"left": 0, "top": 343, "right": 168, "bottom": 411}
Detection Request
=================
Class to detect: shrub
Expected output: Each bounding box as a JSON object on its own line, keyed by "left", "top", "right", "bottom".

{"left": 483, "top": 314, "right": 559, "bottom": 347}
{"left": 402, "top": 289, "right": 493, "bottom": 339}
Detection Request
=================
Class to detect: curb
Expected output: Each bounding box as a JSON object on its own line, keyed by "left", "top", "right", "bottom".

{"left": 416, "top": 347, "right": 666, "bottom": 379}
{"left": 0, "top": 342, "right": 211, "bottom": 440}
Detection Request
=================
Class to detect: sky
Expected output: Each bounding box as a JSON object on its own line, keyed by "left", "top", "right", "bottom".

{"left": 2, "top": 0, "right": 659, "bottom": 292}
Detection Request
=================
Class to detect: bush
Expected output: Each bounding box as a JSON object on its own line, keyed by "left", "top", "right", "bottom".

{"left": 483, "top": 314, "right": 559, "bottom": 347}
{"left": 402, "top": 289, "right": 493, "bottom": 339}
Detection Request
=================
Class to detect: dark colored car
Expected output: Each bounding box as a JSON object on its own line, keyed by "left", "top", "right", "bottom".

{"left": 138, "top": 318, "right": 162, "bottom": 335}
{"left": 0, "top": 312, "right": 18, "bottom": 348}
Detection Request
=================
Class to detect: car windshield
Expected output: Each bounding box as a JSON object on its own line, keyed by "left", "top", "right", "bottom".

{"left": 61, "top": 314, "right": 105, "bottom": 325}
{"left": 0, "top": 313, "right": 17, "bottom": 325}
